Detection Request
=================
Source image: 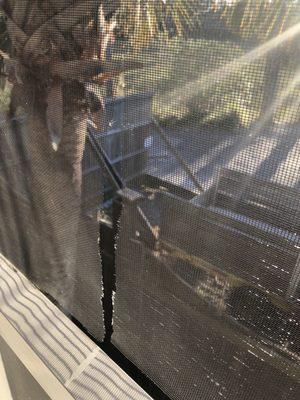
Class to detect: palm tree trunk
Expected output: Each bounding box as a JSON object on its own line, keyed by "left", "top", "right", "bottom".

{"left": 11, "top": 74, "right": 87, "bottom": 306}
{"left": 2, "top": 0, "right": 140, "bottom": 309}
{"left": 59, "top": 81, "right": 88, "bottom": 197}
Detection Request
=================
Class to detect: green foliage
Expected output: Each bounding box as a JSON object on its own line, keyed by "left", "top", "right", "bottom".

{"left": 0, "top": 9, "right": 9, "bottom": 89}
{"left": 122, "top": 37, "right": 264, "bottom": 127}
{"left": 121, "top": 35, "right": 300, "bottom": 128}
{"left": 0, "top": 85, "right": 11, "bottom": 111}
{"left": 2, "top": 0, "right": 299, "bottom": 128}
{"left": 0, "top": 10, "right": 8, "bottom": 50}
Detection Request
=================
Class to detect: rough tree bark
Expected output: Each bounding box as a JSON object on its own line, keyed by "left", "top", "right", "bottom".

{"left": 13, "top": 74, "right": 85, "bottom": 305}
{"left": 0, "top": 0, "right": 129, "bottom": 307}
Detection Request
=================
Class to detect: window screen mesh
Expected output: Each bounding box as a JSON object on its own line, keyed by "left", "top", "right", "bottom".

{"left": 0, "top": 1, "right": 300, "bottom": 399}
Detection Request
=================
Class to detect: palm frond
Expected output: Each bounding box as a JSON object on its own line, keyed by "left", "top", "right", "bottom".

{"left": 219, "top": 0, "right": 300, "bottom": 42}
{"left": 115, "top": 0, "right": 195, "bottom": 47}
